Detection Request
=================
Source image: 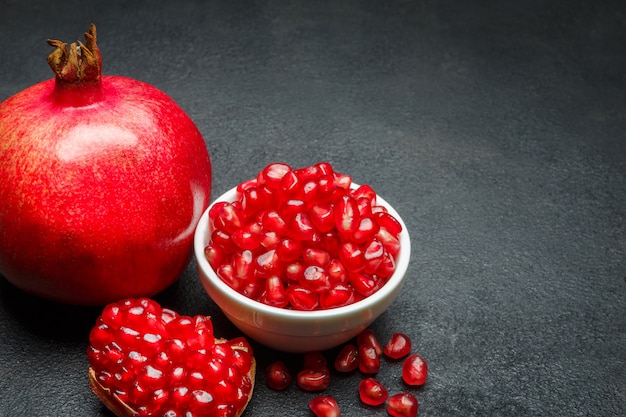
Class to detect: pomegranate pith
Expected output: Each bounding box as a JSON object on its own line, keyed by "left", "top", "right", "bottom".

{"left": 88, "top": 298, "right": 255, "bottom": 417}
{"left": 205, "top": 162, "right": 403, "bottom": 310}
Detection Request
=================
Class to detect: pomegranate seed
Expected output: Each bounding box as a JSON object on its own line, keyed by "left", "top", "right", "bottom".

{"left": 352, "top": 217, "right": 380, "bottom": 244}
{"left": 276, "top": 238, "right": 303, "bottom": 262}
{"left": 376, "top": 227, "right": 401, "bottom": 257}
{"left": 303, "top": 247, "right": 331, "bottom": 267}
{"left": 316, "top": 174, "right": 336, "bottom": 203}
{"left": 358, "top": 344, "right": 380, "bottom": 374}
{"left": 265, "top": 361, "right": 292, "bottom": 390}
{"left": 211, "top": 229, "right": 236, "bottom": 253}
{"left": 241, "top": 186, "right": 265, "bottom": 217}
{"left": 260, "top": 162, "right": 292, "bottom": 189}
{"left": 288, "top": 212, "right": 318, "bottom": 241}
{"left": 284, "top": 260, "right": 306, "bottom": 282}
{"left": 363, "top": 239, "right": 385, "bottom": 274}
{"left": 358, "top": 377, "right": 388, "bottom": 406}
{"left": 302, "top": 180, "right": 319, "bottom": 206}
{"left": 309, "top": 203, "right": 335, "bottom": 233}
{"left": 320, "top": 283, "right": 355, "bottom": 309}
{"left": 286, "top": 285, "right": 319, "bottom": 310}
{"left": 349, "top": 271, "right": 381, "bottom": 297}
{"left": 262, "top": 276, "right": 288, "bottom": 308}
{"left": 280, "top": 199, "right": 306, "bottom": 220}
{"left": 297, "top": 367, "right": 330, "bottom": 391}
{"left": 280, "top": 169, "right": 302, "bottom": 199}
{"left": 387, "top": 393, "right": 418, "bottom": 417}
{"left": 255, "top": 249, "right": 281, "bottom": 277}
{"left": 339, "top": 242, "right": 364, "bottom": 272}
{"left": 261, "top": 209, "right": 288, "bottom": 234}
{"left": 383, "top": 333, "right": 412, "bottom": 359}
{"left": 301, "top": 265, "right": 331, "bottom": 293}
{"left": 334, "top": 344, "right": 359, "bottom": 373}
{"left": 334, "top": 195, "right": 360, "bottom": 234}
{"left": 214, "top": 203, "right": 244, "bottom": 234}
{"left": 376, "top": 252, "right": 396, "bottom": 279}
{"left": 374, "top": 211, "right": 403, "bottom": 236}
{"left": 235, "top": 178, "right": 258, "bottom": 196}
{"left": 309, "top": 395, "right": 341, "bottom": 417}
{"left": 315, "top": 162, "right": 335, "bottom": 176}
{"left": 402, "top": 354, "right": 428, "bottom": 386}
{"left": 327, "top": 258, "right": 347, "bottom": 284}
{"left": 204, "top": 243, "right": 226, "bottom": 270}
{"left": 294, "top": 164, "right": 321, "bottom": 181}
{"left": 231, "top": 228, "right": 261, "bottom": 251}
{"left": 351, "top": 183, "right": 377, "bottom": 204}
{"left": 233, "top": 250, "right": 254, "bottom": 280}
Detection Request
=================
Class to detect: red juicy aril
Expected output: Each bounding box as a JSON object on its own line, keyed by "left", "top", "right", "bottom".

{"left": 0, "top": 24, "right": 211, "bottom": 305}
{"left": 204, "top": 162, "right": 402, "bottom": 310}
{"left": 88, "top": 298, "right": 255, "bottom": 417}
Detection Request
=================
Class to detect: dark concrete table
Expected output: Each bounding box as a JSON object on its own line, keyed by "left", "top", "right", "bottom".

{"left": 1, "top": 1, "right": 624, "bottom": 416}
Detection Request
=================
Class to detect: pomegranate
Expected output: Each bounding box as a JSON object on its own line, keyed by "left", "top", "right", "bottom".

{"left": 88, "top": 298, "right": 255, "bottom": 417}
{"left": 0, "top": 24, "right": 212, "bottom": 305}
{"left": 204, "top": 162, "right": 402, "bottom": 310}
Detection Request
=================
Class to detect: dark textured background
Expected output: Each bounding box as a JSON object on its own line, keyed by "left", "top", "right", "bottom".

{"left": 1, "top": 1, "right": 625, "bottom": 416}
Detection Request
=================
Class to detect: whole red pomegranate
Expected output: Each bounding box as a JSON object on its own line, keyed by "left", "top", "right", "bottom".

{"left": 0, "top": 24, "right": 212, "bottom": 305}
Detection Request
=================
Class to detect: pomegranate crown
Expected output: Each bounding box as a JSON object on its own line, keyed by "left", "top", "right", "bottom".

{"left": 47, "top": 23, "right": 102, "bottom": 85}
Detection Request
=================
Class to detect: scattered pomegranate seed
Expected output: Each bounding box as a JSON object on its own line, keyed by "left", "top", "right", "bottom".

{"left": 387, "top": 393, "right": 418, "bottom": 417}
{"left": 297, "top": 367, "right": 331, "bottom": 391}
{"left": 358, "top": 377, "right": 389, "bottom": 406}
{"left": 383, "top": 333, "right": 412, "bottom": 359}
{"left": 358, "top": 344, "right": 381, "bottom": 374}
{"left": 205, "top": 162, "right": 403, "bottom": 311}
{"left": 334, "top": 344, "right": 359, "bottom": 373}
{"left": 358, "top": 328, "right": 383, "bottom": 355}
{"left": 265, "top": 361, "right": 292, "bottom": 390}
{"left": 402, "top": 354, "right": 428, "bottom": 386}
{"left": 309, "top": 395, "right": 341, "bottom": 417}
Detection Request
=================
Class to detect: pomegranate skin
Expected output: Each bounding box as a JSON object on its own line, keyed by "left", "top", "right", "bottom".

{"left": 0, "top": 72, "right": 212, "bottom": 305}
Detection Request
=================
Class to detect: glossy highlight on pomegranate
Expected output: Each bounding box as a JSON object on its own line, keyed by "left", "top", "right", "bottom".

{"left": 0, "top": 24, "right": 212, "bottom": 305}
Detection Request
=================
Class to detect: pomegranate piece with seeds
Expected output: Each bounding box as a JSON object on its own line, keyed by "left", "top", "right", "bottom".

{"left": 87, "top": 298, "right": 255, "bottom": 417}
{"left": 402, "top": 354, "right": 428, "bottom": 386}
{"left": 387, "top": 393, "right": 419, "bottom": 417}
{"left": 309, "top": 395, "right": 341, "bottom": 417}
{"left": 204, "top": 162, "right": 403, "bottom": 311}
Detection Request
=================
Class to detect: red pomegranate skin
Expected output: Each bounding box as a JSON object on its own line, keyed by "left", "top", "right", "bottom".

{"left": 0, "top": 27, "right": 211, "bottom": 305}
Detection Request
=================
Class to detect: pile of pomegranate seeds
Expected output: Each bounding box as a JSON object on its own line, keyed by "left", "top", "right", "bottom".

{"left": 266, "top": 328, "right": 428, "bottom": 417}
{"left": 204, "top": 162, "right": 403, "bottom": 310}
{"left": 87, "top": 298, "right": 255, "bottom": 417}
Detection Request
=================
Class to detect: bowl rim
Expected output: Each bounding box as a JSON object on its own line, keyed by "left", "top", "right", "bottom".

{"left": 194, "top": 183, "right": 411, "bottom": 321}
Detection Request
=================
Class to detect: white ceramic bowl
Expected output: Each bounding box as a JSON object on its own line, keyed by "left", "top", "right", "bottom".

{"left": 194, "top": 185, "right": 410, "bottom": 353}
